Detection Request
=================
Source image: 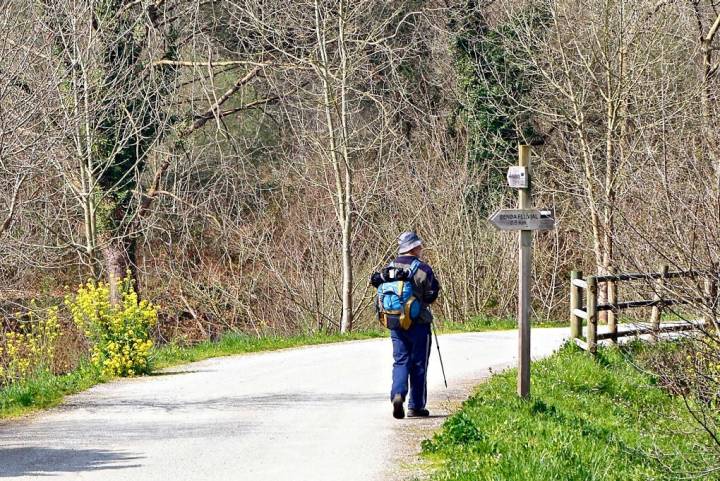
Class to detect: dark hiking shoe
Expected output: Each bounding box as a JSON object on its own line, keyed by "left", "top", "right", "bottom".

{"left": 407, "top": 408, "right": 430, "bottom": 417}
{"left": 392, "top": 394, "right": 405, "bottom": 419}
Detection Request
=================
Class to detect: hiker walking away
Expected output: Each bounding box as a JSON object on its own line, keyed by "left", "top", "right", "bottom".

{"left": 370, "top": 231, "right": 440, "bottom": 419}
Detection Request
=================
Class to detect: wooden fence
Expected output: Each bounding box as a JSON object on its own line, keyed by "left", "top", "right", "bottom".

{"left": 569, "top": 267, "right": 718, "bottom": 353}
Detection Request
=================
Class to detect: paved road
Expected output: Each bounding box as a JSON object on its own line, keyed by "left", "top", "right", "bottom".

{"left": 0, "top": 328, "right": 568, "bottom": 481}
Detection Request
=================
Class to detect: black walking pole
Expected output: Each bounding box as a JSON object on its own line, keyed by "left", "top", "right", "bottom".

{"left": 431, "top": 321, "right": 448, "bottom": 388}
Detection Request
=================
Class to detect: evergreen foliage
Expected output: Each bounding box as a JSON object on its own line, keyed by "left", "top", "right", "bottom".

{"left": 449, "top": 1, "right": 546, "bottom": 211}
{"left": 91, "top": 4, "right": 178, "bottom": 235}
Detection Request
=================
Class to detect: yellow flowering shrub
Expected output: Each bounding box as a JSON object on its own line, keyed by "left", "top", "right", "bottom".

{"left": 65, "top": 275, "right": 157, "bottom": 378}
{"left": 0, "top": 306, "right": 60, "bottom": 385}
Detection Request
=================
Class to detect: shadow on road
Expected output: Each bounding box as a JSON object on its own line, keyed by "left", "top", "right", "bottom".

{"left": 148, "top": 370, "right": 205, "bottom": 377}
{"left": 404, "top": 414, "right": 448, "bottom": 420}
{"left": 62, "top": 391, "right": 387, "bottom": 412}
{"left": 0, "top": 447, "right": 143, "bottom": 478}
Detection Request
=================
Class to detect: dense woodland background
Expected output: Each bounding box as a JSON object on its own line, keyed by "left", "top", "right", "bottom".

{"left": 0, "top": 0, "right": 719, "bottom": 339}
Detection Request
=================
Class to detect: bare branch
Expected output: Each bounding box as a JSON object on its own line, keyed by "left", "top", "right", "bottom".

{"left": 0, "top": 174, "right": 26, "bottom": 236}
{"left": 706, "top": 12, "right": 720, "bottom": 43}
{"left": 186, "top": 65, "right": 264, "bottom": 134}
{"left": 152, "top": 59, "right": 272, "bottom": 68}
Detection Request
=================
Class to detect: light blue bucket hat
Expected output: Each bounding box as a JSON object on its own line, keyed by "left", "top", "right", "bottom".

{"left": 398, "top": 231, "right": 423, "bottom": 254}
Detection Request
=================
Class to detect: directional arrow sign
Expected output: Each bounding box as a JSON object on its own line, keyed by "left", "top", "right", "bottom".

{"left": 489, "top": 208, "right": 555, "bottom": 231}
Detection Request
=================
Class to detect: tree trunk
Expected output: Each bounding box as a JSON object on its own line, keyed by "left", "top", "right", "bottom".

{"left": 340, "top": 220, "right": 353, "bottom": 333}
{"left": 98, "top": 191, "right": 138, "bottom": 305}
{"left": 101, "top": 236, "right": 136, "bottom": 305}
{"left": 315, "top": 0, "right": 354, "bottom": 333}
{"left": 700, "top": 14, "right": 720, "bottom": 217}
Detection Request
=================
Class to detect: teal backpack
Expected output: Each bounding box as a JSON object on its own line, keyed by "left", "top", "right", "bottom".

{"left": 376, "top": 259, "right": 422, "bottom": 330}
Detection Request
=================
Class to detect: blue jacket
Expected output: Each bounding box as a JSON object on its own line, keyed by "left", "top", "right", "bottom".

{"left": 389, "top": 255, "right": 440, "bottom": 323}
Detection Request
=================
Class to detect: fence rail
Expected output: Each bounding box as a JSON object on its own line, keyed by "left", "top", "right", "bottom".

{"left": 569, "top": 267, "right": 717, "bottom": 353}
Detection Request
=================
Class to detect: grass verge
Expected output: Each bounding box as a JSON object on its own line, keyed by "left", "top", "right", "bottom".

{"left": 440, "top": 315, "right": 564, "bottom": 333}
{"left": 422, "top": 343, "right": 714, "bottom": 481}
{"left": 0, "top": 363, "right": 103, "bottom": 419}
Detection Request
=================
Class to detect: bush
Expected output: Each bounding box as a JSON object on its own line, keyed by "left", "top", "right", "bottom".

{"left": 0, "top": 305, "right": 60, "bottom": 386}
{"left": 65, "top": 275, "right": 157, "bottom": 377}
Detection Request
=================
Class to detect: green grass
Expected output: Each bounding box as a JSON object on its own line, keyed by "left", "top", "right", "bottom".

{"left": 422, "top": 343, "right": 714, "bottom": 481}
{"left": 0, "top": 363, "right": 103, "bottom": 418}
{"left": 440, "top": 314, "right": 564, "bottom": 333}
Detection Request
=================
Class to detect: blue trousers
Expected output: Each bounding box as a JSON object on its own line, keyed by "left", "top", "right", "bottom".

{"left": 390, "top": 323, "right": 431, "bottom": 409}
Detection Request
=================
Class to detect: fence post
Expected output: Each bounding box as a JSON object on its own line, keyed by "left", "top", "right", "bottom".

{"left": 650, "top": 264, "right": 669, "bottom": 332}
{"left": 607, "top": 267, "right": 617, "bottom": 343}
{"left": 570, "top": 271, "right": 583, "bottom": 339}
{"left": 587, "top": 276, "right": 598, "bottom": 353}
{"left": 704, "top": 276, "right": 718, "bottom": 333}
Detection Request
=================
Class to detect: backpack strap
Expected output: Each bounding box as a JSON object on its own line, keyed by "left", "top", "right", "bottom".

{"left": 408, "top": 259, "right": 421, "bottom": 280}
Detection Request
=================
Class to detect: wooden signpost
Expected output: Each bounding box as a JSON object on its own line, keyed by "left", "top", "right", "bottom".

{"left": 489, "top": 145, "right": 555, "bottom": 398}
